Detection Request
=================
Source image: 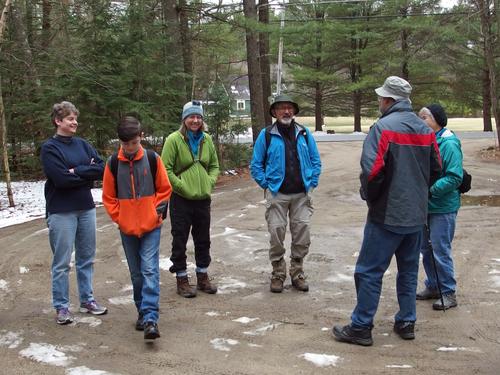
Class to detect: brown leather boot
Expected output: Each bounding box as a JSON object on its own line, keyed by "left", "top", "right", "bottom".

{"left": 176, "top": 276, "right": 197, "bottom": 298}
{"left": 291, "top": 273, "right": 309, "bottom": 292}
{"left": 270, "top": 276, "right": 284, "bottom": 293}
{"left": 196, "top": 272, "right": 217, "bottom": 294}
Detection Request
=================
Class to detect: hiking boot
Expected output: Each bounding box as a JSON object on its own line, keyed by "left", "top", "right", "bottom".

{"left": 270, "top": 276, "right": 284, "bottom": 293}
{"left": 144, "top": 321, "right": 160, "bottom": 340}
{"left": 135, "top": 314, "right": 144, "bottom": 331}
{"left": 432, "top": 292, "right": 457, "bottom": 310}
{"left": 332, "top": 324, "right": 373, "bottom": 346}
{"left": 176, "top": 276, "right": 197, "bottom": 298}
{"left": 291, "top": 273, "right": 309, "bottom": 292}
{"left": 56, "top": 308, "right": 74, "bottom": 325}
{"left": 393, "top": 321, "right": 415, "bottom": 340}
{"left": 416, "top": 287, "right": 440, "bottom": 300}
{"left": 196, "top": 272, "right": 217, "bottom": 294}
{"left": 79, "top": 300, "right": 108, "bottom": 315}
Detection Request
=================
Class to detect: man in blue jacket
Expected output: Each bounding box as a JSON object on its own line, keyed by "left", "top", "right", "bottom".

{"left": 250, "top": 95, "right": 321, "bottom": 293}
{"left": 333, "top": 77, "right": 442, "bottom": 346}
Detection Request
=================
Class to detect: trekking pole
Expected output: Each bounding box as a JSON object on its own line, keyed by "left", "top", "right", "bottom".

{"left": 425, "top": 223, "right": 445, "bottom": 313}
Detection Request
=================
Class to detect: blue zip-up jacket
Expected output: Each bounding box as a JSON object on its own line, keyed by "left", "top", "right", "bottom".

{"left": 250, "top": 121, "right": 321, "bottom": 195}
{"left": 41, "top": 135, "right": 104, "bottom": 215}
{"left": 429, "top": 128, "right": 463, "bottom": 214}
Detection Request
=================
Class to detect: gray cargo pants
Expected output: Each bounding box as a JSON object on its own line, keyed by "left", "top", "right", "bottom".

{"left": 265, "top": 191, "right": 313, "bottom": 281}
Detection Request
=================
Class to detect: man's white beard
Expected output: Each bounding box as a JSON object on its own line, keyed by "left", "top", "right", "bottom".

{"left": 279, "top": 117, "right": 293, "bottom": 126}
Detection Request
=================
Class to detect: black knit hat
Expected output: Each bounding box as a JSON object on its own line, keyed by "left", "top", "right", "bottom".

{"left": 426, "top": 103, "right": 447, "bottom": 128}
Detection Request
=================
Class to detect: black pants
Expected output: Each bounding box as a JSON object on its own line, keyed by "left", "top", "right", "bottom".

{"left": 169, "top": 193, "right": 211, "bottom": 273}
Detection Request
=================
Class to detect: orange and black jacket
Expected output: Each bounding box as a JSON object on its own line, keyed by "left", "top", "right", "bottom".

{"left": 103, "top": 147, "right": 172, "bottom": 237}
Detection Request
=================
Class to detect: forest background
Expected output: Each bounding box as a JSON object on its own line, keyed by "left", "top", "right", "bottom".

{"left": 0, "top": 0, "right": 498, "bottom": 189}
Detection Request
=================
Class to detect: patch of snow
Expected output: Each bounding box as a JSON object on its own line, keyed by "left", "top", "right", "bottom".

{"left": 210, "top": 338, "right": 238, "bottom": 352}
{"left": 211, "top": 227, "right": 238, "bottom": 238}
{"left": 108, "top": 295, "right": 134, "bottom": 305}
{"left": 247, "top": 343, "right": 263, "bottom": 348}
{"left": 437, "top": 346, "right": 481, "bottom": 352}
{"left": 325, "top": 273, "right": 351, "bottom": 283}
{"left": 300, "top": 353, "right": 341, "bottom": 367}
{"left": 490, "top": 276, "right": 500, "bottom": 287}
{"left": 386, "top": 365, "right": 412, "bottom": 368}
{"left": 0, "top": 279, "right": 9, "bottom": 292}
{"left": 0, "top": 181, "right": 102, "bottom": 228}
{"left": 19, "top": 266, "right": 30, "bottom": 274}
{"left": 120, "top": 285, "right": 133, "bottom": 292}
{"left": 75, "top": 317, "right": 102, "bottom": 327}
{"left": 0, "top": 330, "right": 24, "bottom": 349}
{"left": 19, "top": 342, "right": 75, "bottom": 367}
{"left": 232, "top": 317, "right": 259, "bottom": 324}
{"left": 243, "top": 323, "right": 280, "bottom": 336}
{"left": 321, "top": 327, "right": 329, "bottom": 331}
{"left": 218, "top": 277, "right": 247, "bottom": 294}
{"left": 205, "top": 311, "right": 220, "bottom": 317}
{"left": 66, "top": 366, "right": 117, "bottom": 375}
{"left": 159, "top": 257, "right": 173, "bottom": 271}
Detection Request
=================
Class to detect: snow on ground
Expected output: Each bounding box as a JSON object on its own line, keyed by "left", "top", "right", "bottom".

{"left": 0, "top": 181, "right": 102, "bottom": 228}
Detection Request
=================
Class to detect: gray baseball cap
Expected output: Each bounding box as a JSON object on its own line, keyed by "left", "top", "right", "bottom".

{"left": 375, "top": 76, "right": 412, "bottom": 100}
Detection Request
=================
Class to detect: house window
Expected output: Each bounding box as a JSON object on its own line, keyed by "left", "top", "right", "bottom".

{"left": 237, "top": 100, "right": 245, "bottom": 111}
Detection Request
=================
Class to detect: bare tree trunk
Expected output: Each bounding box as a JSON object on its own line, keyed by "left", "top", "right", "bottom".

{"left": 178, "top": 0, "right": 192, "bottom": 100}
{"left": 162, "top": 0, "right": 187, "bottom": 102}
{"left": 258, "top": 0, "right": 272, "bottom": 125}
{"left": 314, "top": 82, "right": 323, "bottom": 132}
{"left": 41, "top": 0, "right": 51, "bottom": 50}
{"left": 1, "top": 0, "right": 15, "bottom": 207}
{"left": 243, "top": 0, "right": 265, "bottom": 143}
{"left": 477, "top": 0, "right": 500, "bottom": 145}
{"left": 399, "top": 5, "right": 409, "bottom": 80}
{"left": 353, "top": 90, "right": 362, "bottom": 132}
{"left": 314, "top": 7, "right": 323, "bottom": 132}
{"left": 482, "top": 63, "right": 493, "bottom": 131}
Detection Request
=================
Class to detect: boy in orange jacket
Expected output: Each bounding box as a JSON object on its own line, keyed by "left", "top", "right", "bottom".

{"left": 103, "top": 116, "right": 172, "bottom": 340}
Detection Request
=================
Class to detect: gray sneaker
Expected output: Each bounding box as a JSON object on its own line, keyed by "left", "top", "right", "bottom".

{"left": 56, "top": 308, "right": 74, "bottom": 325}
{"left": 79, "top": 300, "right": 108, "bottom": 315}
{"left": 432, "top": 292, "right": 457, "bottom": 310}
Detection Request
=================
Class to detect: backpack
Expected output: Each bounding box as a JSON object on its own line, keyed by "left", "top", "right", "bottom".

{"left": 263, "top": 124, "right": 309, "bottom": 163}
{"left": 109, "top": 149, "right": 158, "bottom": 191}
{"left": 458, "top": 168, "right": 472, "bottom": 194}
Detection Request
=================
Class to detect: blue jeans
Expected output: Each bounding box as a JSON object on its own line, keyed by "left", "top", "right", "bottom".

{"left": 351, "top": 219, "right": 422, "bottom": 328}
{"left": 120, "top": 226, "right": 161, "bottom": 323}
{"left": 47, "top": 208, "right": 96, "bottom": 310}
{"left": 421, "top": 212, "right": 457, "bottom": 294}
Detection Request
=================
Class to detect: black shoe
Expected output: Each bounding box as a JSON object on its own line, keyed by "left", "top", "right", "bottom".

{"left": 416, "top": 287, "right": 440, "bottom": 300}
{"left": 135, "top": 314, "right": 144, "bottom": 331}
{"left": 393, "top": 321, "right": 415, "bottom": 340}
{"left": 144, "top": 322, "right": 160, "bottom": 340}
{"left": 433, "top": 292, "right": 457, "bottom": 310}
{"left": 332, "top": 324, "right": 373, "bottom": 346}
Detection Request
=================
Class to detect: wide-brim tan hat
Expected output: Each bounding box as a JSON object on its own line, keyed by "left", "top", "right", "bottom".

{"left": 375, "top": 76, "right": 412, "bottom": 101}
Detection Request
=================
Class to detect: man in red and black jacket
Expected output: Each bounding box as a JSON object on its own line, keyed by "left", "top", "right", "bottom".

{"left": 333, "top": 76, "right": 442, "bottom": 346}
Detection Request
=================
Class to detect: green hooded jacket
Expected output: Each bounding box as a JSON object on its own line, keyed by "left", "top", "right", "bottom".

{"left": 428, "top": 128, "right": 463, "bottom": 213}
{"left": 161, "top": 130, "right": 219, "bottom": 200}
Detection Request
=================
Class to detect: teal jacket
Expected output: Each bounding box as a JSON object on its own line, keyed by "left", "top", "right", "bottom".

{"left": 429, "top": 128, "right": 463, "bottom": 214}
{"left": 161, "top": 130, "right": 219, "bottom": 200}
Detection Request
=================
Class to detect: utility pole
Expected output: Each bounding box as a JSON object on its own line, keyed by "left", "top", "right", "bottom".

{"left": 276, "top": 10, "right": 285, "bottom": 95}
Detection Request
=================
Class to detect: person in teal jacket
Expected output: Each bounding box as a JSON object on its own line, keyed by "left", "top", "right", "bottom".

{"left": 417, "top": 104, "right": 463, "bottom": 310}
{"left": 161, "top": 101, "right": 220, "bottom": 298}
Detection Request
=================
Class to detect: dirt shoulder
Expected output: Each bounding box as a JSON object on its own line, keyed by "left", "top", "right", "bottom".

{"left": 1, "top": 138, "right": 499, "bottom": 374}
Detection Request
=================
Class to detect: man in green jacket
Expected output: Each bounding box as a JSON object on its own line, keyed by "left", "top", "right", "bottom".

{"left": 161, "top": 101, "right": 220, "bottom": 298}
{"left": 417, "top": 104, "right": 463, "bottom": 310}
